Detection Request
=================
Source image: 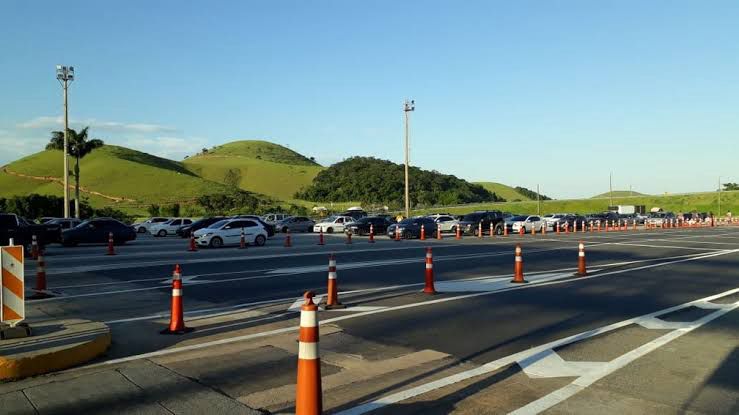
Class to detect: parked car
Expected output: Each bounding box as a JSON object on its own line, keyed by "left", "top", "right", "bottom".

{"left": 510, "top": 215, "right": 545, "bottom": 234}
{"left": 313, "top": 216, "right": 355, "bottom": 233}
{"left": 262, "top": 213, "right": 290, "bottom": 225}
{"left": 132, "top": 217, "right": 170, "bottom": 233}
{"left": 646, "top": 212, "right": 675, "bottom": 227}
{"left": 38, "top": 217, "right": 58, "bottom": 224}
{"left": 193, "top": 218, "right": 268, "bottom": 248}
{"left": 276, "top": 216, "right": 315, "bottom": 233}
{"left": 44, "top": 218, "right": 83, "bottom": 242}
{"left": 339, "top": 208, "right": 368, "bottom": 220}
{"left": 0, "top": 213, "right": 53, "bottom": 254}
{"left": 149, "top": 218, "right": 193, "bottom": 237}
{"left": 344, "top": 216, "right": 394, "bottom": 235}
{"left": 177, "top": 217, "right": 226, "bottom": 238}
{"left": 386, "top": 217, "right": 438, "bottom": 239}
{"left": 429, "top": 214, "right": 459, "bottom": 233}
{"left": 61, "top": 218, "right": 137, "bottom": 246}
{"left": 455, "top": 210, "right": 506, "bottom": 235}
{"left": 231, "top": 215, "right": 276, "bottom": 237}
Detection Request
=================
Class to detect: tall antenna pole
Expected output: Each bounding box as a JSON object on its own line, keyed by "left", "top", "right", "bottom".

{"left": 403, "top": 99, "right": 415, "bottom": 218}
{"left": 609, "top": 172, "right": 613, "bottom": 207}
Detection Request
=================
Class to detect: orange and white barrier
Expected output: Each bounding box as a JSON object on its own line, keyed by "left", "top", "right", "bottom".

{"left": 1, "top": 245, "right": 24, "bottom": 326}
{"left": 296, "top": 291, "right": 323, "bottom": 415}
{"left": 325, "top": 254, "right": 344, "bottom": 309}
{"left": 424, "top": 247, "right": 436, "bottom": 294}
{"left": 511, "top": 244, "right": 527, "bottom": 283}
{"left": 576, "top": 242, "right": 587, "bottom": 276}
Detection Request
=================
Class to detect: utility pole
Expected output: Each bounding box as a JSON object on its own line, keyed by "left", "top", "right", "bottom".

{"left": 403, "top": 99, "right": 415, "bottom": 218}
{"left": 609, "top": 172, "right": 613, "bottom": 207}
{"left": 718, "top": 176, "right": 721, "bottom": 217}
{"left": 536, "top": 184, "right": 541, "bottom": 215}
{"left": 56, "top": 65, "right": 74, "bottom": 218}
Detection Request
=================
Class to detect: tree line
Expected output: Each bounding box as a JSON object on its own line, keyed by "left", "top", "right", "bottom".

{"left": 295, "top": 156, "right": 503, "bottom": 208}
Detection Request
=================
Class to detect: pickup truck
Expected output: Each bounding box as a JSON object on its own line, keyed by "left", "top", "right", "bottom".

{"left": 0, "top": 213, "right": 56, "bottom": 254}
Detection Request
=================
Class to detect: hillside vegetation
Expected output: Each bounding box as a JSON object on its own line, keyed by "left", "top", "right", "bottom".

{"left": 592, "top": 190, "right": 648, "bottom": 198}
{"left": 295, "top": 156, "right": 503, "bottom": 207}
{"left": 184, "top": 140, "right": 323, "bottom": 200}
{"left": 475, "top": 182, "right": 531, "bottom": 201}
{"left": 1, "top": 145, "right": 240, "bottom": 212}
{"left": 419, "top": 191, "right": 739, "bottom": 217}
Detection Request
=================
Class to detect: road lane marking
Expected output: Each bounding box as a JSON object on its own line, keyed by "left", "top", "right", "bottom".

{"left": 82, "top": 248, "right": 738, "bottom": 368}
{"left": 337, "top": 286, "right": 739, "bottom": 415}
{"left": 611, "top": 242, "right": 723, "bottom": 251}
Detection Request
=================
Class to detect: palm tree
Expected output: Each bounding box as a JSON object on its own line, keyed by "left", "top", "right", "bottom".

{"left": 47, "top": 127, "right": 104, "bottom": 218}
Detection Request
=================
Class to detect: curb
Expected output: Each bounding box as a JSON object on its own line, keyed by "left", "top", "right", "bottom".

{"left": 0, "top": 320, "right": 111, "bottom": 381}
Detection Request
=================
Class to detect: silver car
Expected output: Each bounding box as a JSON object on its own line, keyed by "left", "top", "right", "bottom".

{"left": 430, "top": 215, "right": 459, "bottom": 232}
{"left": 276, "top": 216, "right": 316, "bottom": 233}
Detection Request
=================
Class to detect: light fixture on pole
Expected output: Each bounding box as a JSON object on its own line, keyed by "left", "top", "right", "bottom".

{"left": 403, "top": 99, "right": 415, "bottom": 219}
{"left": 56, "top": 65, "right": 74, "bottom": 218}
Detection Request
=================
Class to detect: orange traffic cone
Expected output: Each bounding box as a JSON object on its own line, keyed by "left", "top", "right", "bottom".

{"left": 456, "top": 224, "right": 462, "bottom": 240}
{"left": 161, "top": 265, "right": 193, "bottom": 334}
{"left": 106, "top": 232, "right": 116, "bottom": 256}
{"left": 296, "top": 291, "right": 322, "bottom": 415}
{"left": 318, "top": 229, "right": 325, "bottom": 245}
{"left": 188, "top": 234, "right": 198, "bottom": 252}
{"left": 576, "top": 242, "right": 587, "bottom": 276}
{"left": 368, "top": 224, "right": 375, "bottom": 243}
{"left": 325, "top": 254, "right": 345, "bottom": 309}
{"left": 478, "top": 222, "right": 483, "bottom": 238}
{"left": 239, "top": 228, "right": 247, "bottom": 249}
{"left": 420, "top": 224, "right": 426, "bottom": 240}
{"left": 346, "top": 231, "right": 352, "bottom": 244}
{"left": 424, "top": 247, "right": 436, "bottom": 294}
{"left": 556, "top": 222, "right": 560, "bottom": 234}
{"left": 284, "top": 229, "right": 292, "bottom": 247}
{"left": 511, "top": 244, "right": 527, "bottom": 283}
{"left": 395, "top": 226, "right": 401, "bottom": 241}
{"left": 436, "top": 226, "right": 442, "bottom": 240}
{"left": 503, "top": 224, "right": 508, "bottom": 236}
{"left": 519, "top": 226, "right": 525, "bottom": 236}
{"left": 29, "top": 253, "right": 52, "bottom": 299}
{"left": 489, "top": 223, "right": 494, "bottom": 237}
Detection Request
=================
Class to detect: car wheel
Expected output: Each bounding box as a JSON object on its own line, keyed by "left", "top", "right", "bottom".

{"left": 255, "top": 235, "right": 266, "bottom": 246}
{"left": 209, "top": 237, "right": 223, "bottom": 248}
{"left": 157, "top": 229, "right": 167, "bottom": 237}
{"left": 326, "top": 227, "right": 334, "bottom": 234}
{"left": 495, "top": 224, "right": 504, "bottom": 235}
{"left": 138, "top": 227, "right": 146, "bottom": 233}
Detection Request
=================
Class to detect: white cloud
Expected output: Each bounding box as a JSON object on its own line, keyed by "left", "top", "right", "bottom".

{"left": 16, "top": 116, "right": 176, "bottom": 134}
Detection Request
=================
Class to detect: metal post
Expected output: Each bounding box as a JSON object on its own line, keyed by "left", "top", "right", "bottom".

{"left": 403, "top": 99, "right": 415, "bottom": 219}
{"left": 63, "top": 79, "right": 70, "bottom": 218}
{"left": 718, "top": 176, "right": 721, "bottom": 217}
{"left": 609, "top": 172, "right": 613, "bottom": 207}
{"left": 536, "top": 184, "right": 541, "bottom": 215}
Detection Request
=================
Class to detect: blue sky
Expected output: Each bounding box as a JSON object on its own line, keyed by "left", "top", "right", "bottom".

{"left": 1, "top": 1, "right": 737, "bottom": 198}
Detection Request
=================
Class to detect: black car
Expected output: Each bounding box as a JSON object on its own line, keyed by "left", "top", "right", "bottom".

{"left": 177, "top": 217, "right": 226, "bottom": 238}
{"left": 386, "top": 217, "right": 438, "bottom": 239}
{"left": 44, "top": 217, "right": 83, "bottom": 242}
{"left": 1, "top": 213, "right": 52, "bottom": 255}
{"left": 61, "top": 218, "right": 137, "bottom": 246}
{"left": 340, "top": 209, "right": 368, "bottom": 220}
{"left": 456, "top": 210, "right": 506, "bottom": 235}
{"left": 345, "top": 216, "right": 394, "bottom": 235}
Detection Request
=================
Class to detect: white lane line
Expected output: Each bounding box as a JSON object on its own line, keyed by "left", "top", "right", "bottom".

{"left": 85, "top": 248, "right": 738, "bottom": 368}
{"left": 643, "top": 238, "right": 739, "bottom": 246}
{"left": 336, "top": 286, "right": 739, "bottom": 415}
{"left": 611, "top": 242, "right": 723, "bottom": 251}
{"left": 510, "top": 301, "right": 739, "bottom": 414}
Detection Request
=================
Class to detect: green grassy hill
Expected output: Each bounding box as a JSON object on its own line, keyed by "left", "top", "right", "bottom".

{"left": 1, "top": 145, "right": 235, "bottom": 212}
{"left": 418, "top": 191, "right": 739, "bottom": 217}
{"left": 474, "top": 182, "right": 532, "bottom": 202}
{"left": 592, "top": 190, "right": 648, "bottom": 199}
{"left": 183, "top": 140, "right": 323, "bottom": 200}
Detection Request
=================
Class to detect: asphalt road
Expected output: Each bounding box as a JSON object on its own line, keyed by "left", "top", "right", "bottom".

{"left": 6, "top": 225, "right": 739, "bottom": 414}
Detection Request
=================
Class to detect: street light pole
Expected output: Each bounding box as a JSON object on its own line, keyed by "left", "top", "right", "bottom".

{"left": 56, "top": 65, "right": 74, "bottom": 218}
{"left": 718, "top": 176, "right": 721, "bottom": 217}
{"left": 537, "top": 184, "right": 541, "bottom": 215}
{"left": 403, "top": 99, "right": 415, "bottom": 218}
{"left": 609, "top": 172, "right": 613, "bottom": 207}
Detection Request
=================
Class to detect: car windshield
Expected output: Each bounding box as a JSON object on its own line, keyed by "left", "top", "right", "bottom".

{"left": 511, "top": 215, "right": 527, "bottom": 221}
{"left": 74, "top": 220, "right": 91, "bottom": 229}
{"left": 320, "top": 216, "right": 338, "bottom": 223}
{"left": 207, "top": 220, "right": 230, "bottom": 229}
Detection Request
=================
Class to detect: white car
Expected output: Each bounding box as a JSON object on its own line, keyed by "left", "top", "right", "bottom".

{"left": 193, "top": 218, "right": 268, "bottom": 248}
{"left": 262, "top": 213, "right": 290, "bottom": 225}
{"left": 312, "top": 216, "right": 355, "bottom": 233}
{"left": 429, "top": 214, "right": 459, "bottom": 232}
{"left": 150, "top": 218, "right": 193, "bottom": 237}
{"left": 510, "top": 215, "right": 545, "bottom": 234}
{"left": 133, "top": 217, "right": 170, "bottom": 233}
